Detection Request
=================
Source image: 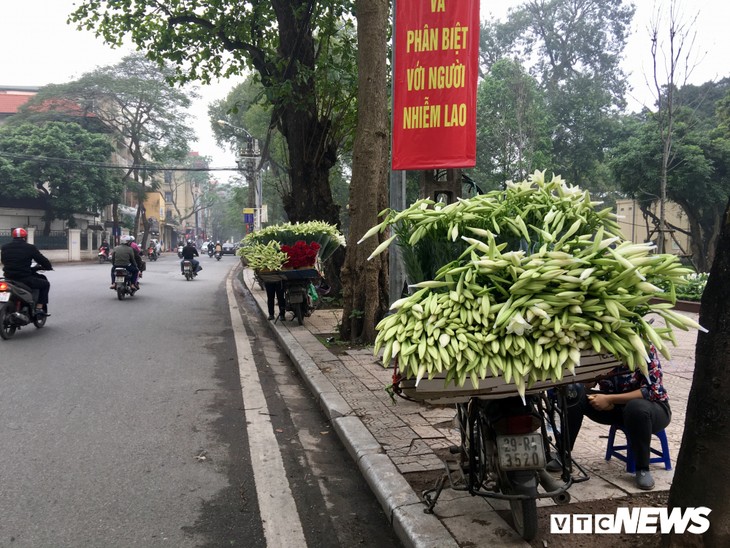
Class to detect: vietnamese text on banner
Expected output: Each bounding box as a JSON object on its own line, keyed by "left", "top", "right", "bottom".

{"left": 392, "top": 0, "right": 479, "bottom": 170}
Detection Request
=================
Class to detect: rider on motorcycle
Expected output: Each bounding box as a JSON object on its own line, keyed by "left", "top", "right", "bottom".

{"left": 180, "top": 240, "right": 202, "bottom": 275}
{"left": 214, "top": 241, "right": 223, "bottom": 255}
{"left": 207, "top": 241, "right": 215, "bottom": 255}
{"left": 0, "top": 228, "right": 53, "bottom": 316}
{"left": 99, "top": 240, "right": 111, "bottom": 257}
{"left": 110, "top": 235, "right": 144, "bottom": 290}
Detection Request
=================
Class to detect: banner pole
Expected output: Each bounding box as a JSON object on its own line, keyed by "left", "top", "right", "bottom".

{"left": 389, "top": 0, "right": 406, "bottom": 304}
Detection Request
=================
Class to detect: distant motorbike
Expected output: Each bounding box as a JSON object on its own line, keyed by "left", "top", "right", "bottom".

{"left": 98, "top": 247, "right": 111, "bottom": 263}
{"left": 215, "top": 250, "right": 222, "bottom": 261}
{"left": 113, "top": 266, "right": 138, "bottom": 300}
{"left": 177, "top": 245, "right": 184, "bottom": 258}
{"left": 147, "top": 246, "right": 158, "bottom": 261}
{"left": 0, "top": 268, "right": 50, "bottom": 340}
{"left": 182, "top": 260, "right": 196, "bottom": 281}
{"left": 208, "top": 248, "right": 214, "bottom": 258}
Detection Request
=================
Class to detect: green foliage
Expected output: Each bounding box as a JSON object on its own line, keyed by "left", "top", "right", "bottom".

{"left": 609, "top": 81, "right": 730, "bottom": 270}
{"left": 481, "top": 0, "right": 634, "bottom": 190}
{"left": 0, "top": 121, "right": 119, "bottom": 223}
{"left": 656, "top": 272, "right": 708, "bottom": 302}
{"left": 472, "top": 58, "right": 553, "bottom": 190}
{"left": 69, "top": 0, "right": 357, "bottom": 229}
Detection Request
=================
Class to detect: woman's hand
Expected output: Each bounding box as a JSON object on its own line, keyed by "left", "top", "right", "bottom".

{"left": 588, "top": 393, "right": 615, "bottom": 411}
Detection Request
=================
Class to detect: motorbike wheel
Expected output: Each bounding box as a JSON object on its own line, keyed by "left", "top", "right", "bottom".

{"left": 509, "top": 497, "right": 538, "bottom": 540}
{"left": 117, "top": 286, "right": 126, "bottom": 300}
{"left": 504, "top": 472, "right": 539, "bottom": 541}
{"left": 185, "top": 272, "right": 192, "bottom": 281}
{"left": 98, "top": 256, "right": 105, "bottom": 264}
{"left": 33, "top": 307, "right": 47, "bottom": 328}
{"left": 0, "top": 305, "right": 17, "bottom": 340}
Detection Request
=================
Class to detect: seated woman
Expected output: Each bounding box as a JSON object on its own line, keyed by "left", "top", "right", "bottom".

{"left": 559, "top": 345, "right": 671, "bottom": 490}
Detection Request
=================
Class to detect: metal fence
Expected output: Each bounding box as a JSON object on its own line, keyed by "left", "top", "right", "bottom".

{"left": 0, "top": 230, "right": 11, "bottom": 247}
{"left": 80, "top": 231, "right": 88, "bottom": 250}
{"left": 34, "top": 231, "right": 68, "bottom": 250}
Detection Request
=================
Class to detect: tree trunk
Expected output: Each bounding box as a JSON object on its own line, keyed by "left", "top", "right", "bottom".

{"left": 340, "top": 0, "right": 390, "bottom": 344}
{"left": 666, "top": 198, "right": 730, "bottom": 546}
{"left": 271, "top": 1, "right": 342, "bottom": 287}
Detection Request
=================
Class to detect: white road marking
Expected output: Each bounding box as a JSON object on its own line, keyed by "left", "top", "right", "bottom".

{"left": 227, "top": 272, "right": 307, "bottom": 547}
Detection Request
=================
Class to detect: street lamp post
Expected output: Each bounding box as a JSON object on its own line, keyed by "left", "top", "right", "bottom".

{"left": 217, "top": 120, "right": 262, "bottom": 231}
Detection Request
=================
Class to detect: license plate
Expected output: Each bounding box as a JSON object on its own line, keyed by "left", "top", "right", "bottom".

{"left": 115, "top": 276, "right": 126, "bottom": 284}
{"left": 496, "top": 433, "right": 546, "bottom": 470}
{"left": 0, "top": 292, "right": 9, "bottom": 302}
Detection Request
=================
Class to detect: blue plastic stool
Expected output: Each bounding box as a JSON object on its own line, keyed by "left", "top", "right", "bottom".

{"left": 605, "top": 425, "right": 672, "bottom": 473}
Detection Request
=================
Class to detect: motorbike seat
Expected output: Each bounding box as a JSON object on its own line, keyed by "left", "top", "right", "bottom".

{"left": 11, "top": 280, "right": 33, "bottom": 292}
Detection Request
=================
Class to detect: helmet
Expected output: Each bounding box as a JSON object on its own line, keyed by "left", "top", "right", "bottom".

{"left": 129, "top": 236, "right": 135, "bottom": 241}
{"left": 120, "top": 235, "right": 132, "bottom": 244}
{"left": 187, "top": 240, "right": 193, "bottom": 245}
{"left": 12, "top": 228, "right": 28, "bottom": 239}
{"left": 216, "top": 240, "right": 221, "bottom": 244}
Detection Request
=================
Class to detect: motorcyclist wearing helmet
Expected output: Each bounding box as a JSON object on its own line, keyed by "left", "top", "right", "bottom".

{"left": 214, "top": 241, "right": 223, "bottom": 255}
{"left": 0, "top": 227, "right": 53, "bottom": 315}
{"left": 207, "top": 241, "right": 215, "bottom": 255}
{"left": 180, "top": 240, "right": 202, "bottom": 274}
{"left": 110, "top": 235, "right": 143, "bottom": 289}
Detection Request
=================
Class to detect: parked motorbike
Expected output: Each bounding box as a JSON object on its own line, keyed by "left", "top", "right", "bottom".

{"left": 147, "top": 246, "right": 158, "bottom": 261}
{"left": 420, "top": 387, "right": 580, "bottom": 541}
{"left": 113, "top": 266, "right": 138, "bottom": 300}
{"left": 182, "top": 260, "right": 196, "bottom": 281}
{"left": 0, "top": 269, "right": 50, "bottom": 340}
{"left": 98, "top": 247, "right": 111, "bottom": 263}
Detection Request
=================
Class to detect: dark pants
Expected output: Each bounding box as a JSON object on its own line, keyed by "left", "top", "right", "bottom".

{"left": 10, "top": 274, "right": 50, "bottom": 305}
{"left": 111, "top": 264, "right": 139, "bottom": 284}
{"left": 265, "top": 281, "right": 286, "bottom": 317}
{"left": 565, "top": 385, "right": 671, "bottom": 470}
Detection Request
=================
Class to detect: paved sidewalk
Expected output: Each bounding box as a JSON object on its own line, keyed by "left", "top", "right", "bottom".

{"left": 236, "top": 267, "right": 698, "bottom": 548}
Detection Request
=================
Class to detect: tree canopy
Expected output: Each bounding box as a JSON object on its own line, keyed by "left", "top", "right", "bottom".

{"left": 21, "top": 53, "right": 198, "bottom": 244}
{"left": 478, "top": 0, "right": 634, "bottom": 188}
{"left": 609, "top": 80, "right": 730, "bottom": 271}
{"left": 68, "top": 0, "right": 358, "bottom": 231}
{"left": 474, "top": 58, "right": 553, "bottom": 189}
{"left": 0, "top": 121, "right": 119, "bottom": 232}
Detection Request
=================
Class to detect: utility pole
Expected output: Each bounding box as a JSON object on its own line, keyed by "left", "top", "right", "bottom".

{"left": 217, "top": 120, "right": 262, "bottom": 232}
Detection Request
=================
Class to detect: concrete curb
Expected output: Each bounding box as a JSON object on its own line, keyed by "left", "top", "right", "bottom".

{"left": 233, "top": 269, "right": 459, "bottom": 548}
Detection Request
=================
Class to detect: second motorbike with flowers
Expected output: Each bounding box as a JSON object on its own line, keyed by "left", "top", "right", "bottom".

{"left": 238, "top": 222, "right": 344, "bottom": 325}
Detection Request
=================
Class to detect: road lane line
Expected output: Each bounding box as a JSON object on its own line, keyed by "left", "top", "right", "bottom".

{"left": 227, "top": 272, "right": 307, "bottom": 547}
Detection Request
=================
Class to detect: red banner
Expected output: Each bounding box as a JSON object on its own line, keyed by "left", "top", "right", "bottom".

{"left": 392, "top": 0, "right": 479, "bottom": 170}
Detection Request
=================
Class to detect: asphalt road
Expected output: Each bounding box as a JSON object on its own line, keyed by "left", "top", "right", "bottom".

{"left": 0, "top": 253, "right": 399, "bottom": 548}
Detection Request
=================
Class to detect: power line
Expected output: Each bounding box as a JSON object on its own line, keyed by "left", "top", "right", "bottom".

{"left": 0, "top": 151, "right": 242, "bottom": 172}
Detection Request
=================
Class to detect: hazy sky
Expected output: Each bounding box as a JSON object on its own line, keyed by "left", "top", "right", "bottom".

{"left": 2, "top": 1, "right": 728, "bottom": 170}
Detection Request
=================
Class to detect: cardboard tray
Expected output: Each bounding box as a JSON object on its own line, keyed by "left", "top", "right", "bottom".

{"left": 395, "top": 350, "right": 622, "bottom": 404}
{"left": 256, "top": 268, "right": 320, "bottom": 284}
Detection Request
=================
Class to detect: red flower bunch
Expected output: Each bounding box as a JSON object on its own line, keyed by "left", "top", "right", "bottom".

{"left": 281, "top": 240, "right": 321, "bottom": 269}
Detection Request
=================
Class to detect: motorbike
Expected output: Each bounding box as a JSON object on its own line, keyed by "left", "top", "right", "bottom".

{"left": 214, "top": 250, "right": 222, "bottom": 261}
{"left": 177, "top": 245, "right": 184, "bottom": 258}
{"left": 113, "top": 266, "right": 138, "bottom": 300}
{"left": 182, "top": 260, "right": 196, "bottom": 281}
{"left": 98, "top": 247, "right": 111, "bottom": 263}
{"left": 0, "top": 269, "right": 50, "bottom": 340}
{"left": 208, "top": 248, "right": 214, "bottom": 258}
{"left": 147, "top": 246, "right": 158, "bottom": 261}
{"left": 419, "top": 386, "right": 582, "bottom": 541}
